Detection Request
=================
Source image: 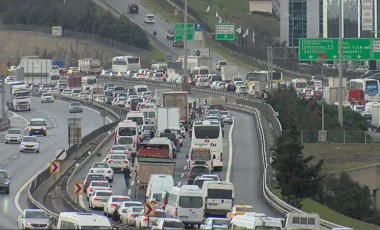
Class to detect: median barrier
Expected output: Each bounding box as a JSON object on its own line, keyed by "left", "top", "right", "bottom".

{"left": 0, "top": 118, "right": 11, "bottom": 131}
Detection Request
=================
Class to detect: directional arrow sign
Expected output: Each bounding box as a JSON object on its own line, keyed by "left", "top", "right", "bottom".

{"left": 50, "top": 161, "right": 60, "bottom": 174}
{"left": 74, "top": 182, "right": 84, "bottom": 194}
{"left": 144, "top": 202, "right": 156, "bottom": 217}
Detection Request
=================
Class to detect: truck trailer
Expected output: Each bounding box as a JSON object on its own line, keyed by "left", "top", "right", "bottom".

{"left": 78, "top": 58, "right": 102, "bottom": 74}
{"left": 162, "top": 91, "right": 189, "bottom": 130}
{"left": 19, "top": 56, "right": 52, "bottom": 85}
{"left": 156, "top": 107, "right": 180, "bottom": 132}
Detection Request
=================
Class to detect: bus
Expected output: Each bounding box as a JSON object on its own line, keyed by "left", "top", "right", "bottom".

{"left": 348, "top": 78, "right": 380, "bottom": 102}
{"left": 111, "top": 56, "right": 141, "bottom": 73}
{"left": 191, "top": 120, "right": 223, "bottom": 170}
{"left": 245, "top": 71, "right": 283, "bottom": 88}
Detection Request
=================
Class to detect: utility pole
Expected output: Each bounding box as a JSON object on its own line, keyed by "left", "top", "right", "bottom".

{"left": 1, "top": 75, "right": 6, "bottom": 121}
{"left": 182, "top": 0, "right": 188, "bottom": 92}
{"left": 338, "top": 0, "right": 343, "bottom": 127}
{"left": 267, "top": 46, "right": 273, "bottom": 94}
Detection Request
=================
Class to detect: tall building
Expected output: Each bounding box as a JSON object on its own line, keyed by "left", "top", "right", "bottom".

{"left": 279, "top": 0, "right": 327, "bottom": 47}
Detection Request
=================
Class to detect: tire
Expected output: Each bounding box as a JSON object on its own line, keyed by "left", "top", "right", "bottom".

{"left": 20, "top": 149, "right": 23, "bottom": 153}
{"left": 43, "top": 133, "right": 46, "bottom": 136}
{"left": 109, "top": 178, "right": 113, "bottom": 182}
{"left": 5, "top": 188, "right": 9, "bottom": 194}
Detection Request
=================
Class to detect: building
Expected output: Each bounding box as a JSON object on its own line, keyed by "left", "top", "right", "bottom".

{"left": 249, "top": 0, "right": 273, "bottom": 14}
{"left": 279, "top": 0, "right": 328, "bottom": 47}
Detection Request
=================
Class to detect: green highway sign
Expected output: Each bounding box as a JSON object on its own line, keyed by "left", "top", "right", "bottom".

{"left": 174, "top": 23, "right": 193, "bottom": 41}
{"left": 299, "top": 38, "right": 371, "bottom": 61}
{"left": 215, "top": 23, "right": 235, "bottom": 41}
{"left": 373, "top": 39, "right": 380, "bottom": 60}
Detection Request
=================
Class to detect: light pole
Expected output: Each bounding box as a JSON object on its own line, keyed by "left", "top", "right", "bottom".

{"left": 321, "top": 61, "right": 325, "bottom": 131}
{"left": 182, "top": 0, "right": 188, "bottom": 91}
{"left": 337, "top": 0, "right": 343, "bottom": 127}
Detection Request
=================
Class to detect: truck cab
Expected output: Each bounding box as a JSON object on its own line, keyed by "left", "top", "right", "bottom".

{"left": 216, "top": 61, "right": 227, "bottom": 71}
{"left": 6, "top": 82, "right": 31, "bottom": 111}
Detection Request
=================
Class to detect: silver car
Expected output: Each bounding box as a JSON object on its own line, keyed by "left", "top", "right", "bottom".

{"left": 17, "top": 209, "right": 50, "bottom": 229}
{"left": 5, "top": 128, "right": 23, "bottom": 144}
{"left": 218, "top": 111, "right": 233, "bottom": 124}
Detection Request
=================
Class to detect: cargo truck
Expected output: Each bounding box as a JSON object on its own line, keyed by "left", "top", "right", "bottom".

{"left": 154, "top": 89, "right": 172, "bottom": 106}
{"left": 177, "top": 56, "right": 212, "bottom": 73}
{"left": 67, "top": 76, "right": 82, "bottom": 89}
{"left": 162, "top": 91, "right": 189, "bottom": 130}
{"left": 221, "top": 66, "right": 238, "bottom": 82}
{"left": 5, "top": 81, "right": 31, "bottom": 111}
{"left": 78, "top": 58, "right": 102, "bottom": 74}
{"left": 156, "top": 107, "right": 180, "bottom": 132}
{"left": 19, "top": 56, "right": 52, "bottom": 85}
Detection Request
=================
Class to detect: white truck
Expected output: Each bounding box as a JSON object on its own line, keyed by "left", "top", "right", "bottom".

{"left": 162, "top": 91, "right": 190, "bottom": 130}
{"left": 19, "top": 56, "right": 52, "bottom": 85}
{"left": 370, "top": 103, "right": 380, "bottom": 132}
{"left": 5, "top": 81, "right": 31, "bottom": 111}
{"left": 78, "top": 58, "right": 102, "bottom": 74}
{"left": 156, "top": 107, "right": 180, "bottom": 133}
{"left": 154, "top": 89, "right": 172, "bottom": 106}
{"left": 216, "top": 60, "right": 227, "bottom": 71}
{"left": 177, "top": 56, "right": 213, "bottom": 73}
{"left": 221, "top": 66, "right": 238, "bottom": 82}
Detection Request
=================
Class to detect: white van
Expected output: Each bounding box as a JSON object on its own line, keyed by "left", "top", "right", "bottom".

{"left": 146, "top": 174, "right": 174, "bottom": 202}
{"left": 57, "top": 212, "right": 112, "bottom": 229}
{"left": 290, "top": 78, "right": 307, "bottom": 94}
{"left": 165, "top": 185, "right": 204, "bottom": 226}
{"left": 285, "top": 212, "right": 320, "bottom": 230}
{"left": 134, "top": 85, "right": 149, "bottom": 96}
{"left": 202, "top": 181, "right": 234, "bottom": 216}
{"left": 126, "top": 111, "right": 145, "bottom": 126}
{"left": 231, "top": 213, "right": 282, "bottom": 230}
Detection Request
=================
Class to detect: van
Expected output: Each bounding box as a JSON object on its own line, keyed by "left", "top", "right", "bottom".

{"left": 165, "top": 185, "right": 204, "bottom": 226}
{"left": 193, "top": 66, "right": 210, "bottom": 76}
{"left": 284, "top": 212, "right": 320, "bottom": 230}
{"left": 202, "top": 181, "right": 234, "bottom": 216}
{"left": 126, "top": 111, "right": 145, "bottom": 126}
{"left": 231, "top": 213, "right": 282, "bottom": 230}
{"left": 146, "top": 174, "right": 174, "bottom": 202}
{"left": 291, "top": 78, "right": 307, "bottom": 94}
{"left": 134, "top": 85, "right": 149, "bottom": 95}
{"left": 57, "top": 212, "right": 112, "bottom": 229}
{"left": 28, "top": 118, "right": 47, "bottom": 136}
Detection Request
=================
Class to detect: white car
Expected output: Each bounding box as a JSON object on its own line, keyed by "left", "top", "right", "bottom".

{"left": 40, "top": 92, "right": 54, "bottom": 103}
{"left": 61, "top": 89, "right": 72, "bottom": 96}
{"left": 89, "top": 190, "right": 114, "bottom": 210}
{"left": 144, "top": 14, "right": 155, "bottom": 23}
{"left": 135, "top": 209, "right": 167, "bottom": 228}
{"left": 236, "top": 85, "right": 248, "bottom": 95}
{"left": 119, "top": 201, "right": 144, "bottom": 210}
{"left": 179, "top": 123, "right": 186, "bottom": 138}
{"left": 89, "top": 162, "right": 114, "bottom": 182}
{"left": 200, "top": 218, "right": 230, "bottom": 229}
{"left": 5, "top": 128, "right": 23, "bottom": 144}
{"left": 20, "top": 136, "right": 40, "bottom": 153}
{"left": 17, "top": 209, "right": 50, "bottom": 229}
{"left": 79, "top": 92, "right": 91, "bottom": 100}
{"left": 210, "top": 81, "right": 221, "bottom": 89}
{"left": 120, "top": 206, "right": 143, "bottom": 226}
{"left": 112, "top": 97, "right": 127, "bottom": 107}
{"left": 103, "top": 195, "right": 132, "bottom": 217}
{"left": 151, "top": 218, "right": 185, "bottom": 230}
{"left": 108, "top": 145, "right": 129, "bottom": 155}
{"left": 86, "top": 180, "right": 112, "bottom": 199}
{"left": 215, "top": 82, "right": 226, "bottom": 90}
{"left": 107, "top": 154, "right": 129, "bottom": 171}
{"left": 95, "top": 95, "right": 106, "bottom": 103}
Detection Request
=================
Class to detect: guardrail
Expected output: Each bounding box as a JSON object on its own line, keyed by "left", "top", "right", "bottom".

{"left": 0, "top": 118, "right": 11, "bottom": 131}
{"left": 27, "top": 95, "right": 121, "bottom": 226}
{"left": 97, "top": 77, "right": 343, "bottom": 229}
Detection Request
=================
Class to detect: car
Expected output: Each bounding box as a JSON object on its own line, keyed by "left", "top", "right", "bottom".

{"left": 28, "top": 118, "right": 47, "bottom": 136}
{"left": 95, "top": 95, "right": 106, "bottom": 103}
{"left": 120, "top": 206, "right": 143, "bottom": 226}
{"left": 40, "top": 92, "right": 54, "bottom": 103}
{"left": 236, "top": 85, "right": 248, "bottom": 95}
{"left": 207, "top": 109, "right": 220, "bottom": 116}
{"left": 78, "top": 92, "right": 91, "bottom": 100}
{"left": 69, "top": 101, "right": 83, "bottom": 113}
{"left": 106, "top": 145, "right": 129, "bottom": 159}
{"left": 226, "top": 204, "right": 255, "bottom": 220}
{"left": 179, "top": 123, "right": 186, "bottom": 138}
{"left": 151, "top": 218, "right": 185, "bottom": 230}
{"left": 119, "top": 201, "right": 143, "bottom": 210}
{"left": 4, "top": 128, "right": 23, "bottom": 144}
{"left": 89, "top": 190, "right": 114, "bottom": 210}
{"left": 187, "top": 165, "right": 211, "bottom": 184}
{"left": 83, "top": 173, "right": 107, "bottom": 192}
{"left": 215, "top": 82, "right": 226, "bottom": 90}
{"left": 173, "top": 40, "right": 184, "bottom": 48}
{"left": 200, "top": 217, "right": 230, "bottom": 229}
{"left": 89, "top": 162, "right": 114, "bottom": 182}
{"left": 128, "top": 3, "right": 139, "bottom": 13}
{"left": 86, "top": 180, "right": 112, "bottom": 199}
{"left": 226, "top": 83, "right": 236, "bottom": 92}
{"left": 107, "top": 154, "right": 129, "bottom": 171}
{"left": 20, "top": 136, "right": 40, "bottom": 153}
{"left": 103, "top": 195, "right": 132, "bottom": 217}
{"left": 0, "top": 170, "right": 11, "bottom": 194}
{"left": 200, "top": 174, "right": 220, "bottom": 181}
{"left": 210, "top": 81, "right": 221, "bottom": 89}
{"left": 61, "top": 89, "right": 72, "bottom": 96}
{"left": 17, "top": 209, "right": 50, "bottom": 229}
{"left": 193, "top": 177, "right": 213, "bottom": 188}
{"left": 112, "top": 97, "right": 127, "bottom": 107}
{"left": 166, "top": 28, "right": 174, "bottom": 39}
{"left": 218, "top": 111, "right": 233, "bottom": 124}
{"left": 135, "top": 209, "right": 167, "bottom": 228}
{"left": 140, "top": 124, "right": 155, "bottom": 140}
{"left": 144, "top": 14, "right": 155, "bottom": 23}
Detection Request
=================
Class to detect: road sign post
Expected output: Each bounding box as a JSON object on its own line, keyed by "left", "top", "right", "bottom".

{"left": 373, "top": 38, "right": 380, "bottom": 60}
{"left": 50, "top": 161, "right": 60, "bottom": 174}
{"left": 174, "top": 23, "right": 194, "bottom": 41}
{"left": 74, "top": 182, "right": 84, "bottom": 204}
{"left": 144, "top": 201, "right": 156, "bottom": 228}
{"left": 215, "top": 23, "right": 235, "bottom": 41}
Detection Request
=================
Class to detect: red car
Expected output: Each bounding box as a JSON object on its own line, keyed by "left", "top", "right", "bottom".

{"left": 166, "top": 28, "right": 174, "bottom": 40}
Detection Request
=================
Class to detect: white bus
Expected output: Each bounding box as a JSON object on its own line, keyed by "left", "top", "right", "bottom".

{"left": 348, "top": 78, "right": 380, "bottom": 102}
{"left": 202, "top": 181, "right": 234, "bottom": 216}
{"left": 231, "top": 213, "right": 282, "bottom": 230}
{"left": 57, "top": 212, "right": 112, "bottom": 229}
{"left": 191, "top": 120, "right": 223, "bottom": 170}
{"left": 165, "top": 185, "right": 204, "bottom": 226}
{"left": 111, "top": 56, "right": 141, "bottom": 73}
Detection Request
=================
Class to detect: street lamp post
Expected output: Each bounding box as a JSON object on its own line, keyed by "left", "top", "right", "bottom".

{"left": 182, "top": 0, "right": 188, "bottom": 91}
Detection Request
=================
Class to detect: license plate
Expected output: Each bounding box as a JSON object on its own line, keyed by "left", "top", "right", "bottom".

{"left": 97, "top": 170, "right": 104, "bottom": 173}
{"left": 114, "top": 161, "right": 122, "bottom": 164}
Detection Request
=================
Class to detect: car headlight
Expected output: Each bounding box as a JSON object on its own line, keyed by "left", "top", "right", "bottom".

{"left": 20, "top": 144, "right": 25, "bottom": 148}
{"left": 26, "top": 222, "right": 32, "bottom": 226}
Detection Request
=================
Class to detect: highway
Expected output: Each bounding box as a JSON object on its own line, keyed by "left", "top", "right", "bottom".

{"left": 102, "top": 0, "right": 250, "bottom": 75}
{"left": 0, "top": 97, "right": 110, "bottom": 229}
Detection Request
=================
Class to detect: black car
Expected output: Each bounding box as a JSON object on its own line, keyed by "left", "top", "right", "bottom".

{"left": 131, "top": 98, "right": 143, "bottom": 111}
{"left": 187, "top": 165, "right": 211, "bottom": 185}
{"left": 128, "top": 3, "right": 139, "bottom": 13}
{"left": 226, "top": 83, "right": 236, "bottom": 92}
{"left": 0, "top": 170, "right": 11, "bottom": 194}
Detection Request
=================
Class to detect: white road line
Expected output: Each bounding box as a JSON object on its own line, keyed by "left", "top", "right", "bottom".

{"left": 183, "top": 165, "right": 187, "bottom": 170}
{"left": 106, "top": 117, "right": 112, "bottom": 123}
{"left": 177, "top": 182, "right": 181, "bottom": 187}
{"left": 180, "top": 173, "right": 184, "bottom": 178}
{"left": 15, "top": 163, "right": 50, "bottom": 212}
{"left": 3, "top": 160, "right": 9, "bottom": 165}
{"left": 12, "top": 155, "right": 17, "bottom": 159}
{"left": 226, "top": 117, "right": 235, "bottom": 183}
{"left": 128, "top": 189, "right": 131, "bottom": 196}
{"left": 83, "top": 106, "right": 100, "bottom": 114}
{"left": 131, "top": 181, "right": 135, "bottom": 186}
{"left": 9, "top": 111, "right": 29, "bottom": 131}
{"left": 78, "top": 195, "right": 86, "bottom": 209}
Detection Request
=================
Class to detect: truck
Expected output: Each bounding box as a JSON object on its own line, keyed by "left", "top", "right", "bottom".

{"left": 162, "top": 91, "right": 190, "bottom": 130}
{"left": 19, "top": 56, "right": 52, "bottom": 85}
{"left": 91, "top": 85, "right": 104, "bottom": 100}
{"left": 5, "top": 81, "right": 31, "bottom": 111}
{"left": 51, "top": 59, "right": 65, "bottom": 73}
{"left": 221, "top": 66, "right": 238, "bottom": 82}
{"left": 370, "top": 103, "right": 380, "bottom": 132}
{"left": 135, "top": 158, "right": 176, "bottom": 189}
{"left": 154, "top": 88, "right": 172, "bottom": 106}
{"left": 177, "top": 56, "right": 213, "bottom": 73}
{"left": 216, "top": 60, "right": 227, "bottom": 71}
{"left": 207, "top": 96, "right": 227, "bottom": 111}
{"left": 67, "top": 76, "right": 82, "bottom": 89}
{"left": 156, "top": 107, "right": 180, "bottom": 132}
{"left": 78, "top": 58, "right": 102, "bottom": 74}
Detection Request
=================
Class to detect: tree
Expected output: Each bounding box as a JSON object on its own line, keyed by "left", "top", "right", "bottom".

{"left": 271, "top": 111, "right": 324, "bottom": 207}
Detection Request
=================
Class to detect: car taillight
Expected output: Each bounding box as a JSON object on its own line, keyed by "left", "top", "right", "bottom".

{"left": 220, "top": 153, "right": 223, "bottom": 162}
{"left": 89, "top": 188, "right": 94, "bottom": 191}
{"left": 143, "top": 217, "right": 148, "bottom": 221}
{"left": 123, "top": 160, "right": 129, "bottom": 164}
{"left": 94, "top": 198, "right": 101, "bottom": 201}
{"left": 111, "top": 203, "right": 117, "bottom": 207}
{"left": 130, "top": 214, "right": 135, "bottom": 218}
{"left": 107, "top": 160, "right": 113, "bottom": 164}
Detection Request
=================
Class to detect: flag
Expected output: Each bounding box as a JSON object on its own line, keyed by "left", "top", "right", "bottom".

{"left": 252, "top": 31, "right": 255, "bottom": 42}
{"left": 243, "top": 28, "right": 249, "bottom": 38}
{"left": 236, "top": 27, "right": 242, "bottom": 34}
{"left": 216, "top": 11, "right": 219, "bottom": 18}
{"left": 206, "top": 5, "right": 210, "bottom": 12}
{"left": 218, "top": 17, "right": 222, "bottom": 23}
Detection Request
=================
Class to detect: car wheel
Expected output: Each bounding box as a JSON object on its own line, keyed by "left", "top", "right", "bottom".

{"left": 5, "top": 141, "right": 7, "bottom": 144}
{"left": 36, "top": 149, "right": 39, "bottom": 153}
{"left": 20, "top": 149, "right": 23, "bottom": 152}
{"left": 5, "top": 188, "right": 9, "bottom": 194}
{"left": 109, "top": 178, "right": 113, "bottom": 182}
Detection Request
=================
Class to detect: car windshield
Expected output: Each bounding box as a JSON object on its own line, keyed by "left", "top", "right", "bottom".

{"left": 213, "top": 219, "right": 230, "bottom": 226}
{"left": 218, "top": 111, "right": 229, "bottom": 116}
{"left": 7, "top": 129, "right": 21, "bottom": 134}
{"left": 112, "top": 197, "right": 131, "bottom": 202}
{"left": 112, "top": 146, "right": 127, "bottom": 151}
{"left": 160, "top": 133, "right": 176, "bottom": 140}
{"left": 236, "top": 207, "right": 254, "bottom": 212}
{"left": 179, "top": 196, "right": 203, "bottom": 208}
{"left": 88, "top": 175, "right": 106, "bottom": 181}
{"left": 23, "top": 137, "right": 37, "bottom": 142}
{"left": 123, "top": 202, "right": 143, "bottom": 207}
{"left": 191, "top": 166, "right": 209, "bottom": 174}
{"left": 42, "top": 93, "right": 52, "bottom": 96}
{"left": 142, "top": 125, "right": 154, "bottom": 131}
{"left": 29, "top": 121, "right": 45, "bottom": 126}
{"left": 110, "top": 155, "right": 126, "bottom": 160}
{"left": 71, "top": 102, "right": 80, "bottom": 106}
{"left": 91, "top": 181, "right": 108, "bottom": 187}
{"left": 25, "top": 211, "right": 47, "bottom": 219}
{"left": 81, "top": 226, "right": 112, "bottom": 230}
{"left": 93, "top": 163, "right": 109, "bottom": 168}
{"left": 118, "top": 137, "right": 134, "bottom": 144}
{"left": 132, "top": 207, "right": 143, "bottom": 212}
{"left": 96, "top": 191, "right": 113, "bottom": 197}
{"left": 154, "top": 211, "right": 167, "bottom": 218}
{"left": 164, "top": 221, "right": 185, "bottom": 228}
{"left": 0, "top": 171, "right": 8, "bottom": 179}
{"left": 118, "top": 127, "right": 136, "bottom": 136}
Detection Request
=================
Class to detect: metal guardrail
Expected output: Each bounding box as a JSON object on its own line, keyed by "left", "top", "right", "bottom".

{"left": 27, "top": 96, "right": 121, "bottom": 226}
{"left": 0, "top": 118, "right": 11, "bottom": 131}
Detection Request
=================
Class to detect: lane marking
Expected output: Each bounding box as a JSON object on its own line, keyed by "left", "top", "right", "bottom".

{"left": 3, "top": 160, "right": 9, "bottom": 165}
{"left": 131, "top": 181, "right": 135, "bottom": 186}
{"left": 106, "top": 117, "right": 112, "bottom": 123}
{"left": 177, "top": 182, "right": 181, "bottom": 187}
{"left": 128, "top": 189, "right": 131, "bottom": 196}
{"left": 79, "top": 194, "right": 86, "bottom": 209}
{"left": 225, "top": 117, "right": 235, "bottom": 183}
{"left": 83, "top": 106, "right": 100, "bottom": 114}
{"left": 183, "top": 165, "right": 187, "bottom": 170}
{"left": 9, "top": 111, "right": 29, "bottom": 131}
{"left": 12, "top": 155, "right": 17, "bottom": 159}
{"left": 180, "top": 173, "right": 184, "bottom": 178}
